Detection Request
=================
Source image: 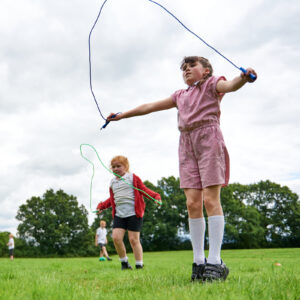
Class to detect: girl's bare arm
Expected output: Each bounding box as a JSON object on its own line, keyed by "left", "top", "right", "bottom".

{"left": 217, "top": 68, "right": 257, "bottom": 93}
{"left": 107, "top": 96, "right": 175, "bottom": 121}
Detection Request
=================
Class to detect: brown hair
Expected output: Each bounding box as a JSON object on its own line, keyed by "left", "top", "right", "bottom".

{"left": 110, "top": 155, "right": 130, "bottom": 172}
{"left": 100, "top": 220, "right": 106, "bottom": 226}
{"left": 180, "top": 56, "right": 213, "bottom": 85}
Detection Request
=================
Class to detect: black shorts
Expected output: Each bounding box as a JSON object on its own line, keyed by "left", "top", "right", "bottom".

{"left": 98, "top": 243, "right": 106, "bottom": 249}
{"left": 113, "top": 215, "right": 143, "bottom": 232}
{"left": 9, "top": 249, "right": 14, "bottom": 256}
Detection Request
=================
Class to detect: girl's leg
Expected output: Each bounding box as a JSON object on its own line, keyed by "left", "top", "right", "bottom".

{"left": 203, "top": 184, "right": 224, "bottom": 264}
{"left": 185, "top": 188, "right": 204, "bottom": 218}
{"left": 203, "top": 185, "right": 223, "bottom": 216}
{"left": 184, "top": 188, "right": 206, "bottom": 265}
{"left": 128, "top": 231, "right": 143, "bottom": 262}
{"left": 112, "top": 228, "right": 126, "bottom": 259}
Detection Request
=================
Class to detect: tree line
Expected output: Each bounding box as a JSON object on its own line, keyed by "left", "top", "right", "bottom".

{"left": 1, "top": 178, "right": 299, "bottom": 257}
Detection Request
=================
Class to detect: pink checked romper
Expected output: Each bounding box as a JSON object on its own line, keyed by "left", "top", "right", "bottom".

{"left": 171, "top": 76, "right": 230, "bottom": 189}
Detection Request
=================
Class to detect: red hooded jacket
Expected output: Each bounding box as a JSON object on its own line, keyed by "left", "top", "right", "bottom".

{"left": 96, "top": 174, "right": 161, "bottom": 218}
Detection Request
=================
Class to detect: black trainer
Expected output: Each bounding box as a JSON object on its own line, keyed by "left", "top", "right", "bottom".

{"left": 202, "top": 260, "right": 229, "bottom": 282}
{"left": 106, "top": 257, "right": 112, "bottom": 261}
{"left": 191, "top": 262, "right": 206, "bottom": 282}
{"left": 136, "top": 264, "right": 144, "bottom": 269}
{"left": 121, "top": 261, "right": 133, "bottom": 270}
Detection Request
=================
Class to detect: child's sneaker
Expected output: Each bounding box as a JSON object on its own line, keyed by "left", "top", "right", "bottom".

{"left": 121, "top": 261, "right": 132, "bottom": 270}
{"left": 191, "top": 262, "right": 206, "bottom": 282}
{"left": 202, "top": 260, "right": 229, "bottom": 282}
{"left": 106, "top": 257, "right": 112, "bottom": 261}
{"left": 136, "top": 264, "right": 144, "bottom": 269}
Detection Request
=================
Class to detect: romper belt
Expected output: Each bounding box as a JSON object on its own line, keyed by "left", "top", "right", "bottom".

{"left": 179, "top": 119, "right": 220, "bottom": 132}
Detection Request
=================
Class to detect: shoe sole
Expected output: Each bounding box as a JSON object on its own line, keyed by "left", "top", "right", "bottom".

{"left": 203, "top": 267, "right": 229, "bottom": 282}
{"left": 203, "top": 271, "right": 229, "bottom": 282}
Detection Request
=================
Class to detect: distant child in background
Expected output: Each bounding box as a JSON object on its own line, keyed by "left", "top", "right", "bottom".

{"left": 105, "top": 56, "right": 257, "bottom": 282}
{"left": 97, "top": 155, "right": 161, "bottom": 270}
{"left": 95, "top": 220, "right": 112, "bottom": 261}
{"left": 7, "top": 233, "right": 14, "bottom": 260}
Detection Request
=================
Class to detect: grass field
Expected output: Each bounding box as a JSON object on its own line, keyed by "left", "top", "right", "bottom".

{"left": 0, "top": 248, "right": 299, "bottom": 300}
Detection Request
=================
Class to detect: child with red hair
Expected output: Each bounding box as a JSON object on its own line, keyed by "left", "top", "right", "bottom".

{"left": 97, "top": 155, "right": 161, "bottom": 270}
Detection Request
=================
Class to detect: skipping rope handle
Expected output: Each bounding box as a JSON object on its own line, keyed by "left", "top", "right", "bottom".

{"left": 239, "top": 67, "right": 257, "bottom": 82}
{"left": 100, "top": 113, "right": 120, "bottom": 130}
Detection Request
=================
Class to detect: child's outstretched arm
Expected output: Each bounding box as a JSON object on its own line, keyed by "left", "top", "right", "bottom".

{"left": 96, "top": 197, "right": 112, "bottom": 213}
{"left": 106, "top": 97, "right": 175, "bottom": 121}
{"left": 217, "top": 68, "right": 257, "bottom": 93}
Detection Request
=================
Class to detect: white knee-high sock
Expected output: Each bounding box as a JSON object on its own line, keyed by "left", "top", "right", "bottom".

{"left": 207, "top": 215, "right": 224, "bottom": 265}
{"left": 189, "top": 217, "right": 206, "bottom": 265}
{"left": 135, "top": 260, "right": 143, "bottom": 266}
{"left": 120, "top": 256, "right": 128, "bottom": 262}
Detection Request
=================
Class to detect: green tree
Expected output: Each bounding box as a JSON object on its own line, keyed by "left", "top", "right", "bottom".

{"left": 222, "top": 180, "right": 300, "bottom": 248}
{"left": 138, "top": 176, "right": 188, "bottom": 251}
{"left": 246, "top": 180, "right": 300, "bottom": 247}
{"left": 0, "top": 232, "right": 38, "bottom": 257}
{"left": 0, "top": 231, "right": 10, "bottom": 257}
{"left": 221, "top": 184, "right": 266, "bottom": 248}
{"left": 16, "top": 189, "right": 92, "bottom": 256}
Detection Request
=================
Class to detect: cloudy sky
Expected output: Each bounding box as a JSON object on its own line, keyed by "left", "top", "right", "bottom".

{"left": 1, "top": 0, "right": 299, "bottom": 235}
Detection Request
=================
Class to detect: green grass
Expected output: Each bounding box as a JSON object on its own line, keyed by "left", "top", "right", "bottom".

{"left": 0, "top": 249, "right": 299, "bottom": 300}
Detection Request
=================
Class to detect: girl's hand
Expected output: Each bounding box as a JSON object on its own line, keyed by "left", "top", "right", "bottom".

{"left": 241, "top": 68, "right": 257, "bottom": 83}
{"left": 107, "top": 113, "right": 122, "bottom": 121}
{"left": 97, "top": 209, "right": 103, "bottom": 214}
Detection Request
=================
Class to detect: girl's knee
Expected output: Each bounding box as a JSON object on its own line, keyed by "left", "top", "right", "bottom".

{"left": 185, "top": 189, "right": 203, "bottom": 212}
{"left": 186, "top": 198, "right": 202, "bottom": 211}
{"left": 203, "top": 198, "right": 214, "bottom": 211}
{"left": 204, "top": 198, "right": 223, "bottom": 215}
{"left": 203, "top": 186, "right": 221, "bottom": 212}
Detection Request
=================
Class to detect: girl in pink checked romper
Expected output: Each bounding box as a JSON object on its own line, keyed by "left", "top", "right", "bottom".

{"left": 106, "top": 56, "right": 257, "bottom": 282}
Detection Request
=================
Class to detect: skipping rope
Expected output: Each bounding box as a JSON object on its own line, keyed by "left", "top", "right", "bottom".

{"left": 88, "top": 0, "right": 257, "bottom": 129}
